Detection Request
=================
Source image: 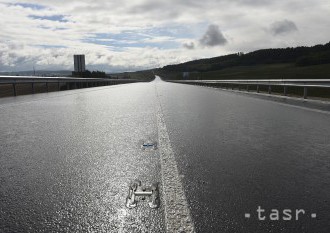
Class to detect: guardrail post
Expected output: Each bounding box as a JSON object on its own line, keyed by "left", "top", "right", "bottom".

{"left": 46, "top": 82, "right": 49, "bottom": 92}
{"left": 32, "top": 83, "right": 35, "bottom": 94}
{"left": 246, "top": 85, "right": 249, "bottom": 92}
{"left": 13, "top": 83, "right": 17, "bottom": 96}
{"left": 304, "top": 87, "right": 308, "bottom": 99}
{"left": 257, "top": 85, "right": 260, "bottom": 93}
{"left": 284, "top": 86, "right": 288, "bottom": 96}
{"left": 238, "top": 85, "right": 240, "bottom": 91}
{"left": 58, "top": 81, "right": 60, "bottom": 91}
{"left": 268, "top": 85, "right": 272, "bottom": 94}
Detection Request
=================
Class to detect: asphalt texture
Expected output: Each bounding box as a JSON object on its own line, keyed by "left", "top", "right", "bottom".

{"left": 0, "top": 83, "right": 165, "bottom": 232}
{"left": 1, "top": 77, "right": 330, "bottom": 233}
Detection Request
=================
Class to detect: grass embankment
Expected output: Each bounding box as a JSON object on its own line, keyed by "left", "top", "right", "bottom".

{"left": 160, "top": 63, "right": 330, "bottom": 80}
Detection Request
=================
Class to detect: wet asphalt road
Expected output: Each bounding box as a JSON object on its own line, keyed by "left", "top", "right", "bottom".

{"left": 1, "top": 77, "right": 330, "bottom": 232}
{"left": 0, "top": 82, "right": 165, "bottom": 232}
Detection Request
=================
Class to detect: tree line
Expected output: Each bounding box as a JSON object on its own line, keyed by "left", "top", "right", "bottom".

{"left": 162, "top": 42, "right": 330, "bottom": 73}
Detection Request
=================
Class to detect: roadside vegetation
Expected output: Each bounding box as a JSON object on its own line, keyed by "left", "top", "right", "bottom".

{"left": 111, "top": 70, "right": 155, "bottom": 81}
{"left": 157, "top": 42, "right": 330, "bottom": 80}
{"left": 157, "top": 63, "right": 330, "bottom": 80}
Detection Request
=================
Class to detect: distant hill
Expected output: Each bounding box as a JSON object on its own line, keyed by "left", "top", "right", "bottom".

{"left": 110, "top": 69, "right": 155, "bottom": 81}
{"left": 0, "top": 70, "right": 72, "bottom": 77}
{"left": 161, "top": 42, "right": 330, "bottom": 73}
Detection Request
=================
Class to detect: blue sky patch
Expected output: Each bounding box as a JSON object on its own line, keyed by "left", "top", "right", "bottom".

{"left": 83, "top": 32, "right": 181, "bottom": 49}
{"left": 29, "top": 15, "right": 68, "bottom": 23}
{"left": 11, "top": 3, "right": 47, "bottom": 10}
{"left": 82, "top": 27, "right": 199, "bottom": 50}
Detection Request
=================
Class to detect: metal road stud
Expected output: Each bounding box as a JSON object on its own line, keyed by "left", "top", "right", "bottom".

{"left": 148, "top": 182, "right": 160, "bottom": 209}
{"left": 141, "top": 141, "right": 158, "bottom": 150}
{"left": 126, "top": 180, "right": 160, "bottom": 209}
{"left": 126, "top": 180, "right": 140, "bottom": 208}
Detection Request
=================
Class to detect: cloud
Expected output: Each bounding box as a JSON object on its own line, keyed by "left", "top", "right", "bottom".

{"left": 199, "top": 24, "right": 227, "bottom": 47}
{"left": 0, "top": 0, "right": 329, "bottom": 72}
{"left": 183, "top": 42, "right": 195, "bottom": 50}
{"left": 270, "top": 19, "right": 298, "bottom": 35}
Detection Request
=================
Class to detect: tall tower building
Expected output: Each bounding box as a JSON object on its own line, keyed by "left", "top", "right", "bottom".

{"left": 73, "top": 55, "right": 86, "bottom": 73}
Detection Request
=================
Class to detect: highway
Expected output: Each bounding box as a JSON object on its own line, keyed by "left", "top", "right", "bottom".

{"left": 0, "top": 77, "right": 330, "bottom": 232}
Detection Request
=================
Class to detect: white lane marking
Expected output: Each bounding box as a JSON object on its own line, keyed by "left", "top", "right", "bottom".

{"left": 156, "top": 97, "right": 196, "bottom": 232}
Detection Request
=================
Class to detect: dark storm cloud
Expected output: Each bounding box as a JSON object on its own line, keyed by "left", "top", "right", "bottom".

{"left": 199, "top": 24, "right": 227, "bottom": 47}
{"left": 183, "top": 42, "right": 195, "bottom": 49}
{"left": 270, "top": 19, "right": 298, "bottom": 35}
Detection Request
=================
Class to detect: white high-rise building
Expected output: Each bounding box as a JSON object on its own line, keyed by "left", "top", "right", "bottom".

{"left": 73, "top": 55, "right": 86, "bottom": 73}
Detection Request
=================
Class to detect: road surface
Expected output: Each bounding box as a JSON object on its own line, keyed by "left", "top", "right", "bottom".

{"left": 1, "top": 77, "right": 330, "bottom": 232}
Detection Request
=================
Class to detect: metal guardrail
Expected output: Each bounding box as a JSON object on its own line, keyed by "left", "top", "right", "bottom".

{"left": 0, "top": 76, "right": 142, "bottom": 96}
{"left": 168, "top": 79, "right": 330, "bottom": 99}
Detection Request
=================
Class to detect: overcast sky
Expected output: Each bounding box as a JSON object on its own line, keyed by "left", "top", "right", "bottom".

{"left": 0, "top": 0, "right": 329, "bottom": 72}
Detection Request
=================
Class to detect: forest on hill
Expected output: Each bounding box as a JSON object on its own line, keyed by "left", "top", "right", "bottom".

{"left": 162, "top": 42, "right": 330, "bottom": 73}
